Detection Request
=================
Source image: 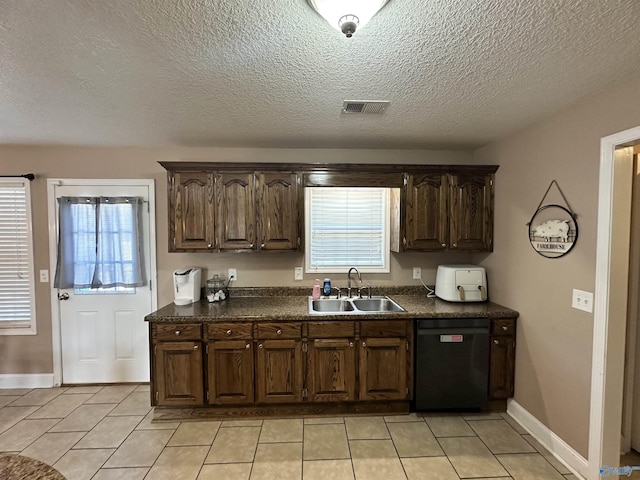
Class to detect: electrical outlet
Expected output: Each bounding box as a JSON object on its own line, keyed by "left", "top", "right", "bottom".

{"left": 413, "top": 267, "right": 422, "bottom": 280}
{"left": 39, "top": 270, "right": 49, "bottom": 283}
{"left": 294, "top": 267, "right": 303, "bottom": 281}
{"left": 228, "top": 268, "right": 237, "bottom": 282}
{"left": 572, "top": 289, "right": 593, "bottom": 313}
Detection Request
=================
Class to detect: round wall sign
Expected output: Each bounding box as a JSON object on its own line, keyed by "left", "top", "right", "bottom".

{"left": 528, "top": 204, "right": 578, "bottom": 258}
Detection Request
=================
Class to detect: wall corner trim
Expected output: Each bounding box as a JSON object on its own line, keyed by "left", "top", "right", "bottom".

{"left": 507, "top": 399, "right": 588, "bottom": 479}
{"left": 0, "top": 373, "right": 55, "bottom": 389}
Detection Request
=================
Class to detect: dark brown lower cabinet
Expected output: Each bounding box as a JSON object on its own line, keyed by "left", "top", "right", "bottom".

{"left": 359, "top": 337, "right": 408, "bottom": 401}
{"left": 488, "top": 318, "right": 516, "bottom": 399}
{"left": 149, "top": 316, "right": 514, "bottom": 413}
{"left": 207, "top": 340, "right": 254, "bottom": 405}
{"left": 255, "top": 339, "right": 303, "bottom": 403}
{"left": 154, "top": 341, "right": 204, "bottom": 406}
{"left": 307, "top": 338, "right": 357, "bottom": 402}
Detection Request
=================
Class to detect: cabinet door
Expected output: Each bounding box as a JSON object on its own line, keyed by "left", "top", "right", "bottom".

{"left": 207, "top": 340, "right": 254, "bottom": 405}
{"left": 170, "top": 171, "right": 215, "bottom": 251}
{"left": 404, "top": 174, "right": 448, "bottom": 251}
{"left": 256, "top": 339, "right": 303, "bottom": 403}
{"left": 307, "top": 338, "right": 357, "bottom": 402}
{"left": 154, "top": 342, "right": 203, "bottom": 406}
{"left": 489, "top": 335, "right": 515, "bottom": 399}
{"left": 449, "top": 174, "right": 494, "bottom": 251}
{"left": 257, "top": 172, "right": 301, "bottom": 251}
{"left": 359, "top": 337, "right": 407, "bottom": 401}
{"left": 216, "top": 172, "right": 256, "bottom": 250}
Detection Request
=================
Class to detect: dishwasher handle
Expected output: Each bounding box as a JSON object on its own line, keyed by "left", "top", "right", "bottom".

{"left": 417, "top": 327, "right": 489, "bottom": 336}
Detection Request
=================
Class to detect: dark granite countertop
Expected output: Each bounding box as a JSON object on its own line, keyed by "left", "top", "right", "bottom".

{"left": 145, "top": 287, "right": 518, "bottom": 323}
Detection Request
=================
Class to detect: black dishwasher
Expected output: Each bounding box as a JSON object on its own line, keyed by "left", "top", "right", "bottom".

{"left": 414, "top": 318, "right": 489, "bottom": 410}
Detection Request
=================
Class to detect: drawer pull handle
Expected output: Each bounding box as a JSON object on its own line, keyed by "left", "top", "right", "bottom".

{"left": 245, "top": 343, "right": 251, "bottom": 349}
{"left": 258, "top": 343, "right": 264, "bottom": 349}
{"left": 193, "top": 345, "right": 199, "bottom": 350}
{"left": 207, "top": 243, "right": 212, "bottom": 248}
{"left": 441, "top": 243, "right": 446, "bottom": 248}
{"left": 493, "top": 339, "right": 499, "bottom": 345}
{"left": 502, "top": 326, "right": 508, "bottom": 331}
{"left": 349, "top": 341, "right": 354, "bottom": 348}
{"left": 362, "top": 341, "right": 366, "bottom": 347}
{"left": 226, "top": 329, "right": 232, "bottom": 336}
{"left": 175, "top": 330, "right": 181, "bottom": 336}
{"left": 276, "top": 329, "right": 282, "bottom": 335}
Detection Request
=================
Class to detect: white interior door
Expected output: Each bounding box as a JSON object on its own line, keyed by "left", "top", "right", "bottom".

{"left": 49, "top": 180, "right": 156, "bottom": 384}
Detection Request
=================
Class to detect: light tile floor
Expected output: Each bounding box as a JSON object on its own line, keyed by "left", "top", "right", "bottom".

{"left": 0, "top": 385, "right": 582, "bottom": 480}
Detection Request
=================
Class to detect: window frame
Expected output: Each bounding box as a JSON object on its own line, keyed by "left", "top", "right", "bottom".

{"left": 304, "top": 187, "right": 391, "bottom": 274}
{"left": 0, "top": 179, "right": 37, "bottom": 335}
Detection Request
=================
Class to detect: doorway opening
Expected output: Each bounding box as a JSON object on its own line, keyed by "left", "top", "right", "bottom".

{"left": 590, "top": 127, "right": 640, "bottom": 479}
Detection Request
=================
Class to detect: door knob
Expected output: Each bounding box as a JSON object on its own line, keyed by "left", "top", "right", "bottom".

{"left": 58, "top": 292, "right": 70, "bottom": 301}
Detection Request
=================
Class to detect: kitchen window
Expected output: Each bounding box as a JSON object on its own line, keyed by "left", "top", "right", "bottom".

{"left": 305, "top": 187, "right": 390, "bottom": 273}
{"left": 0, "top": 180, "right": 36, "bottom": 335}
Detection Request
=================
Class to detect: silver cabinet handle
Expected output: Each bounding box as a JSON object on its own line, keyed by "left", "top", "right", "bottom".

{"left": 349, "top": 341, "right": 354, "bottom": 348}
{"left": 226, "top": 329, "right": 232, "bottom": 336}
{"left": 276, "top": 329, "right": 282, "bottom": 335}
{"left": 193, "top": 345, "right": 199, "bottom": 350}
{"left": 362, "top": 341, "right": 366, "bottom": 347}
{"left": 207, "top": 243, "right": 212, "bottom": 248}
{"left": 58, "top": 292, "right": 70, "bottom": 301}
{"left": 441, "top": 243, "right": 446, "bottom": 247}
{"left": 502, "top": 325, "right": 508, "bottom": 331}
{"left": 493, "top": 339, "right": 499, "bottom": 345}
{"left": 245, "top": 343, "right": 251, "bottom": 349}
{"left": 261, "top": 243, "right": 265, "bottom": 248}
{"left": 452, "top": 243, "right": 457, "bottom": 248}
{"left": 175, "top": 330, "right": 181, "bottom": 336}
{"left": 258, "top": 343, "right": 264, "bottom": 349}
{"left": 249, "top": 243, "right": 254, "bottom": 248}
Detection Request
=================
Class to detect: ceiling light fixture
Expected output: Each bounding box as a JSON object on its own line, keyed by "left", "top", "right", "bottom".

{"left": 308, "top": 0, "right": 390, "bottom": 38}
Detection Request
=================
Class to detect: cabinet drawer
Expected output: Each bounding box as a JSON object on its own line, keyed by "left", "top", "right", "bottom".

{"left": 308, "top": 321, "right": 355, "bottom": 338}
{"left": 207, "top": 323, "right": 253, "bottom": 340}
{"left": 491, "top": 318, "right": 516, "bottom": 335}
{"left": 155, "top": 323, "right": 202, "bottom": 341}
{"left": 360, "top": 320, "right": 407, "bottom": 338}
{"left": 256, "top": 322, "right": 301, "bottom": 339}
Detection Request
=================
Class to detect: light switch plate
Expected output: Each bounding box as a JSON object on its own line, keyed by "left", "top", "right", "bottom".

{"left": 572, "top": 289, "right": 593, "bottom": 313}
{"left": 39, "top": 270, "right": 49, "bottom": 283}
{"left": 294, "top": 267, "right": 303, "bottom": 281}
{"left": 228, "top": 268, "right": 237, "bottom": 282}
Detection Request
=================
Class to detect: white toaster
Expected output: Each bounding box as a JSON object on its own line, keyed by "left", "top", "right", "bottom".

{"left": 435, "top": 265, "right": 488, "bottom": 302}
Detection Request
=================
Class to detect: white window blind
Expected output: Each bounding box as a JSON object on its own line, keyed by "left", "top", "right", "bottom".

{"left": 0, "top": 180, "right": 36, "bottom": 334}
{"left": 305, "top": 187, "right": 389, "bottom": 273}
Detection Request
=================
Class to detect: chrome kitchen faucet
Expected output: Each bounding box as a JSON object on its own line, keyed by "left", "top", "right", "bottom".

{"left": 347, "top": 267, "right": 362, "bottom": 298}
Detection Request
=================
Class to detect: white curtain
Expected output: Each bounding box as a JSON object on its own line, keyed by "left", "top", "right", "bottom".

{"left": 54, "top": 196, "right": 145, "bottom": 289}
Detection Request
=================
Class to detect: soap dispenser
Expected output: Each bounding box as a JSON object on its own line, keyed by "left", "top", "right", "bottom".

{"left": 312, "top": 279, "right": 321, "bottom": 300}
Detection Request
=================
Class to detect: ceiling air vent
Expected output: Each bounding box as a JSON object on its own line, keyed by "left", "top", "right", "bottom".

{"left": 342, "top": 100, "right": 390, "bottom": 114}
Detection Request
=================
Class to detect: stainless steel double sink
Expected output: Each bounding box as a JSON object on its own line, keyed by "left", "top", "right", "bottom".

{"left": 308, "top": 296, "right": 405, "bottom": 315}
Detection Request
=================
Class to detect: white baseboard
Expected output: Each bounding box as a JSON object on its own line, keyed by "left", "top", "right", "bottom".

{"left": 507, "top": 399, "right": 588, "bottom": 479}
{"left": 0, "top": 373, "right": 55, "bottom": 389}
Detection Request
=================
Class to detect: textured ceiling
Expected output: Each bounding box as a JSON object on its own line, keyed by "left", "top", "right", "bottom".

{"left": 1, "top": 0, "right": 640, "bottom": 150}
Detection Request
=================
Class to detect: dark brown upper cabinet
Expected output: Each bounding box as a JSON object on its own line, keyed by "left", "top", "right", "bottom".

{"left": 169, "top": 170, "right": 215, "bottom": 251}
{"left": 215, "top": 172, "right": 256, "bottom": 250}
{"left": 392, "top": 172, "right": 494, "bottom": 252}
{"left": 257, "top": 172, "right": 302, "bottom": 251}
{"left": 165, "top": 167, "right": 302, "bottom": 253}
{"left": 162, "top": 162, "right": 496, "bottom": 254}
{"left": 403, "top": 174, "right": 449, "bottom": 251}
{"left": 449, "top": 173, "right": 494, "bottom": 251}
